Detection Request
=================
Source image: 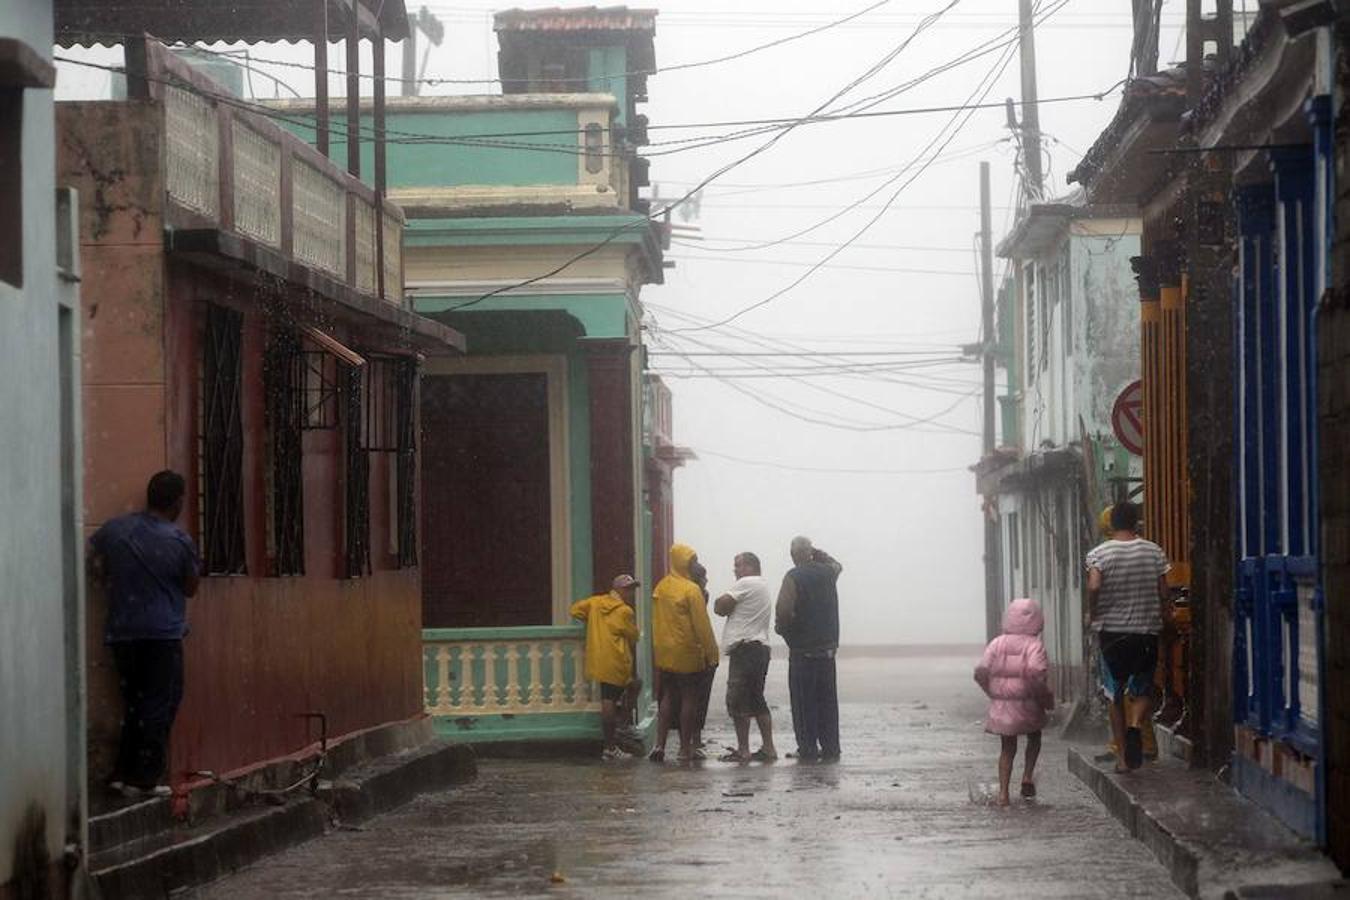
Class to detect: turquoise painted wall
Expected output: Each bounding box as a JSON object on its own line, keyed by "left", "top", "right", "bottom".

{"left": 587, "top": 46, "right": 628, "bottom": 128}
{"left": 415, "top": 292, "right": 631, "bottom": 340}
{"left": 281, "top": 108, "right": 580, "bottom": 187}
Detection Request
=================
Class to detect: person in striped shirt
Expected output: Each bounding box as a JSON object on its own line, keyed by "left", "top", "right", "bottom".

{"left": 1086, "top": 501, "right": 1170, "bottom": 772}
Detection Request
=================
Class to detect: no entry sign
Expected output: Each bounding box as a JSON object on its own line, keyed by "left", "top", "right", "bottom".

{"left": 1112, "top": 380, "right": 1144, "bottom": 456}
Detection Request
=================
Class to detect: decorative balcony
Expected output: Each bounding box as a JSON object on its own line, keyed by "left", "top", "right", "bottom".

{"left": 144, "top": 41, "right": 405, "bottom": 307}
{"left": 271, "top": 94, "right": 639, "bottom": 218}
{"left": 422, "top": 625, "right": 602, "bottom": 744}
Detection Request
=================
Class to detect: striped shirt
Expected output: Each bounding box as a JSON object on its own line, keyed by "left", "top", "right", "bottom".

{"left": 1086, "top": 538, "right": 1170, "bottom": 634}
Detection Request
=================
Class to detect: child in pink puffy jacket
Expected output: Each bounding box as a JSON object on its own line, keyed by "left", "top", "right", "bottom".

{"left": 974, "top": 598, "right": 1055, "bottom": 806}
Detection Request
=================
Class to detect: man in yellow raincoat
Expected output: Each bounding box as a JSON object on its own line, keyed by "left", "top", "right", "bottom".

{"left": 571, "top": 574, "right": 641, "bottom": 760}
{"left": 649, "top": 544, "right": 719, "bottom": 762}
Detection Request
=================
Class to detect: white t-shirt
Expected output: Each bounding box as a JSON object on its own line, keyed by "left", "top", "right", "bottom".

{"left": 720, "top": 575, "right": 772, "bottom": 651}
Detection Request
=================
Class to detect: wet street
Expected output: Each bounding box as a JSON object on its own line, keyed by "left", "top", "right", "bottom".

{"left": 195, "top": 652, "right": 1181, "bottom": 898}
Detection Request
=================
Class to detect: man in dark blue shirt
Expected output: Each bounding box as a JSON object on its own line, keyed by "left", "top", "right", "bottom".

{"left": 89, "top": 470, "right": 200, "bottom": 797}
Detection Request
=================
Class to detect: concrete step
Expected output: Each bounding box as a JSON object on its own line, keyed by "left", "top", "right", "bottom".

{"left": 89, "top": 741, "right": 476, "bottom": 898}
{"left": 1068, "top": 745, "right": 1340, "bottom": 898}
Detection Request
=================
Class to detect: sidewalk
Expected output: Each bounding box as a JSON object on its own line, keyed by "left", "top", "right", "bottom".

{"left": 1068, "top": 743, "right": 1343, "bottom": 898}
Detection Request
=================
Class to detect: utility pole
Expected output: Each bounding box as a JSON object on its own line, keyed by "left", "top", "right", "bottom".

{"left": 1016, "top": 0, "right": 1043, "bottom": 200}
{"left": 980, "top": 161, "right": 1003, "bottom": 641}
{"left": 401, "top": 7, "right": 445, "bottom": 98}
{"left": 401, "top": 21, "right": 417, "bottom": 96}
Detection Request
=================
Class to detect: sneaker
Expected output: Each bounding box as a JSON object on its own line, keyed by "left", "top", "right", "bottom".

{"left": 601, "top": 747, "right": 620, "bottom": 761}
{"left": 648, "top": 748, "right": 665, "bottom": 763}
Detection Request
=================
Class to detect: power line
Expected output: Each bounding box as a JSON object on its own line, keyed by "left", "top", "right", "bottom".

{"left": 692, "top": 448, "right": 973, "bottom": 476}
{"left": 145, "top": 0, "right": 894, "bottom": 88}
{"left": 647, "top": 350, "right": 956, "bottom": 358}
{"left": 674, "top": 237, "right": 972, "bottom": 254}
{"left": 441, "top": 0, "right": 966, "bottom": 312}
{"left": 670, "top": 255, "right": 979, "bottom": 276}
{"left": 649, "top": 326, "right": 980, "bottom": 433}
{"left": 665, "top": 25, "right": 1021, "bottom": 334}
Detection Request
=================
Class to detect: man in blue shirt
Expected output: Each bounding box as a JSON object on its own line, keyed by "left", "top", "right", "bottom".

{"left": 89, "top": 471, "right": 201, "bottom": 797}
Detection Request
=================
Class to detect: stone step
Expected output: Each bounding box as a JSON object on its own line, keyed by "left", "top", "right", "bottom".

{"left": 1067, "top": 745, "right": 1340, "bottom": 898}
{"left": 88, "top": 741, "right": 476, "bottom": 898}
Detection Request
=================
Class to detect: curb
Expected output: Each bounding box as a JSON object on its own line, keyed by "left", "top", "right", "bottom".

{"left": 1067, "top": 747, "right": 1201, "bottom": 896}
{"left": 92, "top": 742, "right": 476, "bottom": 898}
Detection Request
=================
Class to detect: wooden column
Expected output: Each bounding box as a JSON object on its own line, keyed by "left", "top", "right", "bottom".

{"left": 345, "top": 6, "right": 360, "bottom": 178}
{"left": 314, "top": 0, "right": 329, "bottom": 157}
{"left": 586, "top": 340, "right": 637, "bottom": 592}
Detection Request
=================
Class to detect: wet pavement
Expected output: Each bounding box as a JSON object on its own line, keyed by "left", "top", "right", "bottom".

{"left": 193, "top": 652, "right": 1182, "bottom": 898}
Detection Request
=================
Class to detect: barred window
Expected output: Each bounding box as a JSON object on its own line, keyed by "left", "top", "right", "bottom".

{"left": 301, "top": 348, "right": 341, "bottom": 429}
{"left": 201, "top": 303, "right": 246, "bottom": 575}
{"left": 343, "top": 363, "right": 370, "bottom": 578}
{"left": 265, "top": 328, "right": 305, "bottom": 576}
{"left": 362, "top": 357, "right": 419, "bottom": 568}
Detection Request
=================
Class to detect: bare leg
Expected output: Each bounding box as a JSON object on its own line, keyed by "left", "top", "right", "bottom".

{"left": 1022, "top": 731, "right": 1042, "bottom": 785}
{"left": 601, "top": 699, "right": 618, "bottom": 751}
{"left": 733, "top": 716, "right": 751, "bottom": 758}
{"left": 755, "top": 712, "right": 777, "bottom": 757}
{"left": 998, "top": 736, "right": 1017, "bottom": 806}
{"left": 677, "top": 687, "right": 699, "bottom": 761}
{"left": 1109, "top": 697, "right": 1128, "bottom": 773}
{"left": 653, "top": 683, "right": 675, "bottom": 758}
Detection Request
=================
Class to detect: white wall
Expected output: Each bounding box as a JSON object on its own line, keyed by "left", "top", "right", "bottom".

{"left": 0, "top": 0, "right": 85, "bottom": 886}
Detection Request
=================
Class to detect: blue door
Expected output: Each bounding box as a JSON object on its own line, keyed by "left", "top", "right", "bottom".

{"left": 1232, "top": 142, "right": 1325, "bottom": 841}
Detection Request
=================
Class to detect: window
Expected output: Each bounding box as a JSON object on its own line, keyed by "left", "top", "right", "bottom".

{"left": 1024, "top": 264, "right": 1036, "bottom": 386}
{"left": 584, "top": 123, "right": 605, "bottom": 175}
{"left": 361, "top": 356, "right": 419, "bottom": 568}
{"left": 394, "top": 358, "right": 419, "bottom": 568}
{"left": 301, "top": 348, "right": 341, "bottom": 429}
{"left": 1059, "top": 244, "right": 1073, "bottom": 355}
{"left": 201, "top": 303, "right": 246, "bottom": 574}
{"left": 1038, "top": 263, "right": 1051, "bottom": 372}
{"left": 265, "top": 328, "right": 305, "bottom": 576}
{"left": 343, "top": 363, "right": 370, "bottom": 578}
{"left": 0, "top": 88, "right": 22, "bottom": 288}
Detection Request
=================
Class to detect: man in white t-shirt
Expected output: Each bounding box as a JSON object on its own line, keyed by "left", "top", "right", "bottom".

{"left": 714, "top": 552, "right": 778, "bottom": 762}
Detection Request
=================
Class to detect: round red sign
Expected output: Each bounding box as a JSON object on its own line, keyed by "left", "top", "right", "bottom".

{"left": 1111, "top": 380, "right": 1144, "bottom": 456}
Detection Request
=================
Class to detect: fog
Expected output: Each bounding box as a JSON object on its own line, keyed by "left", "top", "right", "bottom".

{"left": 54, "top": 0, "right": 1184, "bottom": 645}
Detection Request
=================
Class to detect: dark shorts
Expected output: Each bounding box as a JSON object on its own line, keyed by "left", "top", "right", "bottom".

{"left": 599, "top": 682, "right": 626, "bottom": 703}
{"left": 726, "top": 641, "right": 771, "bottom": 719}
{"left": 1099, "top": 631, "right": 1159, "bottom": 701}
{"left": 658, "top": 669, "right": 705, "bottom": 700}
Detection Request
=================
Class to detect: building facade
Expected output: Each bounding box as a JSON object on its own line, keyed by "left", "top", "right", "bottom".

{"left": 978, "top": 196, "right": 1142, "bottom": 703}
{"left": 278, "top": 8, "right": 670, "bottom": 746}
{"left": 0, "top": 1, "right": 86, "bottom": 895}
{"left": 54, "top": 1, "right": 466, "bottom": 800}
{"left": 1073, "top": 0, "right": 1349, "bottom": 850}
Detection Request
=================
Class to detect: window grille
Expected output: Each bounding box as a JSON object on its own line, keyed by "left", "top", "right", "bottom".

{"left": 266, "top": 328, "right": 305, "bottom": 576}
{"left": 395, "top": 358, "right": 419, "bottom": 568}
{"left": 343, "top": 363, "right": 370, "bottom": 578}
{"left": 300, "top": 348, "right": 340, "bottom": 429}
{"left": 361, "top": 356, "right": 419, "bottom": 568}
{"left": 201, "top": 303, "right": 246, "bottom": 574}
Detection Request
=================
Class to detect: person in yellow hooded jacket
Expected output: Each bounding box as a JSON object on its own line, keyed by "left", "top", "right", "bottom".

{"left": 649, "top": 544, "right": 719, "bottom": 763}
{"left": 570, "top": 574, "right": 641, "bottom": 759}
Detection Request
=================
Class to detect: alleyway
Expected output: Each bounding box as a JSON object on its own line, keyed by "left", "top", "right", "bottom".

{"left": 195, "top": 652, "right": 1179, "bottom": 898}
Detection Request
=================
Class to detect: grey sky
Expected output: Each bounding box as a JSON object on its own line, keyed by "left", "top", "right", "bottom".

{"left": 54, "top": 0, "right": 1184, "bottom": 644}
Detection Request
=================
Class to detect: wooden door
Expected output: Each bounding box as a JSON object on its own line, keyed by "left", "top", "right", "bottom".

{"left": 421, "top": 373, "right": 553, "bottom": 627}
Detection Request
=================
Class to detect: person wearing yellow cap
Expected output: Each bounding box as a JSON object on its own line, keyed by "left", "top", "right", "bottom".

{"left": 571, "top": 574, "right": 641, "bottom": 760}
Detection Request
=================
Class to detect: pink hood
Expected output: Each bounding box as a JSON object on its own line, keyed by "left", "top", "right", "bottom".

{"left": 974, "top": 599, "right": 1053, "bottom": 736}
{"left": 1002, "top": 598, "right": 1044, "bottom": 636}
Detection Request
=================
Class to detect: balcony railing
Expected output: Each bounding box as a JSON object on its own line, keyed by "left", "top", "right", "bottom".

{"left": 147, "top": 41, "right": 405, "bottom": 305}
{"left": 422, "top": 626, "right": 599, "bottom": 719}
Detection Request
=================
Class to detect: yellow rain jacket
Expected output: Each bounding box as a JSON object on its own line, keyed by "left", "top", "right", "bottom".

{"left": 652, "top": 544, "right": 720, "bottom": 674}
{"left": 570, "top": 591, "right": 639, "bottom": 687}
